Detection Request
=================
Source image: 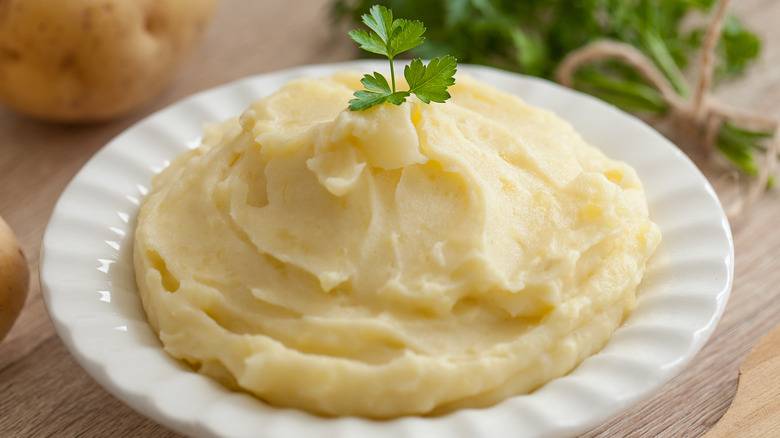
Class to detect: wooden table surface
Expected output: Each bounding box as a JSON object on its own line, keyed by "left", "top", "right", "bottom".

{"left": 2, "top": 1, "right": 779, "bottom": 436}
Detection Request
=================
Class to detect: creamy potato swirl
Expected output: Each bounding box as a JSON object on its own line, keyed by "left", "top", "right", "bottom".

{"left": 134, "top": 72, "right": 660, "bottom": 418}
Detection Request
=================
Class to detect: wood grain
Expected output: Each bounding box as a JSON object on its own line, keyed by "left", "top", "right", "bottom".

{"left": 1, "top": 1, "right": 779, "bottom": 437}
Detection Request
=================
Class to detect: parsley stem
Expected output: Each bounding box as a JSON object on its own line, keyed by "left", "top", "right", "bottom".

{"left": 389, "top": 56, "right": 396, "bottom": 93}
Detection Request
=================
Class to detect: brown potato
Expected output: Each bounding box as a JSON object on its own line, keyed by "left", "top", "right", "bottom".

{"left": 0, "top": 215, "right": 29, "bottom": 343}
{"left": 0, "top": 0, "right": 217, "bottom": 122}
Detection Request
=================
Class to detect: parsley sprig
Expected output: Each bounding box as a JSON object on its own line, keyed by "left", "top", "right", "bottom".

{"left": 347, "top": 5, "right": 457, "bottom": 111}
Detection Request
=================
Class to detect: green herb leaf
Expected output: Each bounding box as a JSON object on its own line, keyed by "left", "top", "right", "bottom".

{"left": 348, "top": 72, "right": 412, "bottom": 111}
{"left": 347, "top": 28, "right": 389, "bottom": 58}
{"left": 361, "top": 72, "right": 392, "bottom": 93}
{"left": 405, "top": 56, "right": 457, "bottom": 103}
{"left": 719, "top": 14, "right": 762, "bottom": 80}
{"left": 391, "top": 20, "right": 426, "bottom": 56}
{"left": 349, "top": 90, "right": 389, "bottom": 111}
{"left": 346, "top": 6, "right": 425, "bottom": 60}
{"left": 358, "top": 5, "right": 395, "bottom": 53}
{"left": 347, "top": 5, "right": 456, "bottom": 111}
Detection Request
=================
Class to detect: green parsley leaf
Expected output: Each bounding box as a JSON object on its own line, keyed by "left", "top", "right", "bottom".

{"left": 347, "top": 72, "right": 411, "bottom": 111}
{"left": 347, "top": 28, "right": 388, "bottom": 58}
{"left": 390, "top": 20, "right": 426, "bottom": 57}
{"left": 405, "top": 56, "right": 457, "bottom": 103}
{"left": 348, "top": 6, "right": 426, "bottom": 60}
{"left": 347, "top": 5, "right": 456, "bottom": 111}
{"left": 349, "top": 90, "right": 390, "bottom": 111}
{"left": 360, "top": 72, "right": 392, "bottom": 93}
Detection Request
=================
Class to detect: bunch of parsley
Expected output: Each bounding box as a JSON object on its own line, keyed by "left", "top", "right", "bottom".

{"left": 333, "top": 0, "right": 767, "bottom": 177}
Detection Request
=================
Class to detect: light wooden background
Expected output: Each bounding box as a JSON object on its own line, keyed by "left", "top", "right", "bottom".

{"left": 1, "top": 0, "right": 779, "bottom": 436}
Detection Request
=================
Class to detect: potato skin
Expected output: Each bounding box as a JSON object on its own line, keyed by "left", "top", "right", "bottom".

{"left": 0, "top": 216, "right": 29, "bottom": 343}
{"left": 0, "top": 0, "right": 217, "bottom": 122}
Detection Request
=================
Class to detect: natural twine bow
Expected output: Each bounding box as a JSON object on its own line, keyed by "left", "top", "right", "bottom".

{"left": 554, "top": 0, "right": 778, "bottom": 223}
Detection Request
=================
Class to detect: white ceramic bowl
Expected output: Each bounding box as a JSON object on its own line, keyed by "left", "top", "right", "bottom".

{"left": 40, "top": 60, "right": 733, "bottom": 438}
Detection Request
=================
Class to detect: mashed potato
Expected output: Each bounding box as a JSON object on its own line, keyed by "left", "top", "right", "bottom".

{"left": 133, "top": 71, "right": 660, "bottom": 418}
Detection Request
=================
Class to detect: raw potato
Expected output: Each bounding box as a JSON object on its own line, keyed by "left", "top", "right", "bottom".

{"left": 0, "top": 216, "right": 29, "bottom": 343}
{"left": 0, "top": 0, "right": 217, "bottom": 122}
